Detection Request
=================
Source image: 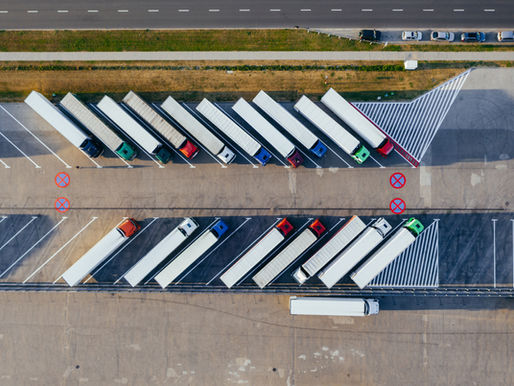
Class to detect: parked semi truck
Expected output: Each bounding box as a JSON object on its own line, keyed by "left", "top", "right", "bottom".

{"left": 294, "top": 95, "right": 370, "bottom": 164}
{"left": 351, "top": 218, "right": 424, "bottom": 289}
{"left": 123, "top": 218, "right": 199, "bottom": 287}
{"left": 290, "top": 297, "right": 379, "bottom": 316}
{"left": 196, "top": 98, "right": 272, "bottom": 165}
{"left": 160, "top": 96, "right": 235, "bottom": 164}
{"left": 62, "top": 219, "right": 140, "bottom": 286}
{"left": 253, "top": 220, "right": 326, "bottom": 288}
{"left": 292, "top": 216, "right": 367, "bottom": 284}
{"left": 232, "top": 98, "right": 303, "bottom": 167}
{"left": 60, "top": 93, "right": 136, "bottom": 161}
{"left": 97, "top": 96, "right": 171, "bottom": 164}
{"left": 321, "top": 88, "right": 394, "bottom": 156}
{"left": 253, "top": 90, "right": 327, "bottom": 157}
{"left": 318, "top": 218, "right": 392, "bottom": 289}
{"left": 220, "top": 219, "right": 294, "bottom": 288}
{"left": 24, "top": 91, "right": 102, "bottom": 158}
{"left": 122, "top": 91, "right": 199, "bottom": 159}
{"left": 155, "top": 220, "right": 229, "bottom": 289}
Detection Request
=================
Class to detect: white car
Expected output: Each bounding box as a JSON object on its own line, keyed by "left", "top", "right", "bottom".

{"left": 431, "top": 31, "right": 455, "bottom": 42}
{"left": 402, "top": 31, "right": 422, "bottom": 41}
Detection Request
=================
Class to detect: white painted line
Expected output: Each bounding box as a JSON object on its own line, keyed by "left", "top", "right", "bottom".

{"left": 0, "top": 158, "right": 10, "bottom": 168}
{"left": 117, "top": 9, "right": 129, "bottom": 13}
{"left": 27, "top": 10, "right": 39, "bottom": 14}
{"left": 422, "top": 9, "right": 434, "bottom": 12}
{"left": 23, "top": 217, "right": 98, "bottom": 283}
{"left": 0, "top": 104, "right": 71, "bottom": 168}
{"left": 87, "top": 10, "right": 99, "bottom": 13}
{"left": 145, "top": 218, "right": 221, "bottom": 284}
{"left": 0, "top": 10, "right": 9, "bottom": 14}
{"left": 79, "top": 148, "right": 102, "bottom": 168}
{"left": 206, "top": 218, "right": 283, "bottom": 285}
{"left": 270, "top": 9, "right": 281, "bottom": 12}
{"left": 0, "top": 128, "right": 41, "bottom": 168}
{"left": 492, "top": 219, "right": 497, "bottom": 288}
{"left": 298, "top": 148, "right": 322, "bottom": 169}
{"left": 325, "top": 144, "right": 352, "bottom": 168}
{"left": 239, "top": 9, "right": 250, "bottom": 12}
{"left": 147, "top": 9, "right": 159, "bottom": 13}
{"left": 0, "top": 217, "right": 66, "bottom": 279}
{"left": 330, "top": 9, "right": 342, "bottom": 12}
{"left": 177, "top": 218, "right": 253, "bottom": 284}
{"left": 483, "top": 9, "right": 495, "bottom": 12}
{"left": 57, "top": 10, "right": 69, "bottom": 13}
{"left": 453, "top": 9, "right": 465, "bottom": 12}
{"left": 393, "top": 148, "right": 415, "bottom": 168}
{"left": 392, "top": 9, "right": 403, "bottom": 12}
{"left": 361, "top": 9, "right": 373, "bottom": 12}
{"left": 83, "top": 217, "right": 160, "bottom": 284}
{"left": 178, "top": 9, "right": 190, "bottom": 13}
{"left": 0, "top": 216, "right": 8, "bottom": 224}
{"left": 369, "top": 154, "right": 385, "bottom": 168}
{"left": 209, "top": 9, "right": 220, "bottom": 13}
{"left": 0, "top": 216, "right": 37, "bottom": 253}
{"left": 300, "top": 9, "right": 311, "bottom": 12}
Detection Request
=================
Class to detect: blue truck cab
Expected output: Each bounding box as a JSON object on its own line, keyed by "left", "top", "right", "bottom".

{"left": 82, "top": 139, "right": 103, "bottom": 158}
{"left": 254, "top": 147, "right": 272, "bottom": 166}
{"left": 310, "top": 140, "right": 327, "bottom": 158}
{"left": 211, "top": 220, "right": 229, "bottom": 239}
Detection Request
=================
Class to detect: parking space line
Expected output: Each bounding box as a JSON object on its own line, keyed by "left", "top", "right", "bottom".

{"left": 0, "top": 104, "right": 71, "bottom": 168}
{"left": 176, "top": 217, "right": 252, "bottom": 284}
{"left": 0, "top": 217, "right": 66, "bottom": 279}
{"left": 0, "top": 216, "right": 38, "bottom": 253}
{"left": 492, "top": 219, "right": 497, "bottom": 288}
{"left": 0, "top": 158, "right": 10, "bottom": 168}
{"left": 369, "top": 154, "right": 385, "bottom": 168}
{"left": 206, "top": 218, "right": 282, "bottom": 285}
{"left": 0, "top": 128, "right": 41, "bottom": 168}
{"left": 91, "top": 103, "right": 164, "bottom": 168}
{"left": 22, "top": 217, "right": 98, "bottom": 283}
{"left": 393, "top": 149, "right": 415, "bottom": 168}
{"left": 145, "top": 217, "right": 221, "bottom": 285}
{"left": 0, "top": 216, "right": 7, "bottom": 224}
{"left": 83, "top": 217, "right": 159, "bottom": 284}
{"left": 325, "top": 143, "right": 352, "bottom": 168}
{"left": 298, "top": 148, "right": 321, "bottom": 168}
{"left": 180, "top": 103, "right": 227, "bottom": 168}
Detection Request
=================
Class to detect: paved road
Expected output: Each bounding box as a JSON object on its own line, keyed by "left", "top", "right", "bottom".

{"left": 0, "top": 1, "right": 512, "bottom": 29}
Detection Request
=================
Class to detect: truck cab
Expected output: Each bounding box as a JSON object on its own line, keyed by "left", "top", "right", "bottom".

{"left": 179, "top": 140, "right": 199, "bottom": 159}
{"left": 277, "top": 218, "right": 294, "bottom": 237}
{"left": 287, "top": 149, "right": 304, "bottom": 168}
{"left": 310, "top": 140, "right": 327, "bottom": 158}
{"left": 155, "top": 147, "right": 172, "bottom": 164}
{"left": 117, "top": 218, "right": 141, "bottom": 238}
{"left": 254, "top": 148, "right": 272, "bottom": 166}
{"left": 217, "top": 146, "right": 236, "bottom": 164}
{"left": 364, "top": 299, "right": 380, "bottom": 315}
{"left": 179, "top": 218, "right": 199, "bottom": 236}
{"left": 352, "top": 145, "right": 370, "bottom": 164}
{"left": 309, "top": 219, "right": 326, "bottom": 238}
{"left": 371, "top": 218, "right": 392, "bottom": 237}
{"left": 116, "top": 142, "right": 137, "bottom": 161}
{"left": 211, "top": 220, "right": 229, "bottom": 238}
{"left": 404, "top": 218, "right": 424, "bottom": 236}
{"left": 82, "top": 139, "right": 103, "bottom": 158}
{"left": 377, "top": 139, "right": 394, "bottom": 156}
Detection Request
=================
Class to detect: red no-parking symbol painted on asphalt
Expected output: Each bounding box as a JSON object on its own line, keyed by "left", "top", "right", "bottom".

{"left": 55, "top": 172, "right": 70, "bottom": 188}
{"left": 55, "top": 197, "right": 70, "bottom": 213}
{"left": 390, "top": 198, "right": 406, "bottom": 215}
{"left": 390, "top": 172, "right": 406, "bottom": 189}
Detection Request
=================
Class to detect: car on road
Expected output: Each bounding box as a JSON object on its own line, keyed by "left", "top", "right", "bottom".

{"left": 359, "top": 29, "right": 381, "bottom": 42}
{"left": 460, "top": 32, "right": 486, "bottom": 42}
{"left": 430, "top": 31, "right": 455, "bottom": 42}
{"left": 402, "top": 31, "right": 422, "bottom": 41}
{"left": 497, "top": 31, "right": 514, "bottom": 42}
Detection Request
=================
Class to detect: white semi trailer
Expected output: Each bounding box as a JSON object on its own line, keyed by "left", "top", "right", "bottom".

{"left": 196, "top": 98, "right": 272, "bottom": 165}
{"left": 97, "top": 95, "right": 172, "bottom": 164}
{"left": 232, "top": 98, "right": 303, "bottom": 167}
{"left": 122, "top": 91, "right": 199, "bottom": 159}
{"left": 292, "top": 216, "right": 366, "bottom": 284}
{"left": 293, "top": 95, "right": 370, "bottom": 164}
{"left": 290, "top": 297, "right": 379, "bottom": 316}
{"left": 123, "top": 218, "right": 199, "bottom": 287}
{"left": 252, "top": 219, "right": 326, "bottom": 288}
{"left": 60, "top": 93, "right": 136, "bottom": 161}
{"left": 321, "top": 88, "right": 394, "bottom": 156}
{"left": 155, "top": 220, "right": 229, "bottom": 289}
{"left": 318, "top": 218, "right": 392, "bottom": 289}
{"left": 25, "top": 91, "right": 102, "bottom": 158}
{"left": 160, "top": 96, "right": 235, "bottom": 164}
{"left": 220, "top": 219, "right": 294, "bottom": 288}
{"left": 62, "top": 219, "right": 140, "bottom": 287}
{"left": 351, "top": 218, "right": 424, "bottom": 289}
{"left": 253, "top": 90, "right": 327, "bottom": 157}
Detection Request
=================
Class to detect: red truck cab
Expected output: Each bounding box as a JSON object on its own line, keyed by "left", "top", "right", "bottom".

{"left": 377, "top": 139, "right": 394, "bottom": 156}
{"left": 309, "top": 219, "right": 326, "bottom": 238}
{"left": 117, "top": 218, "right": 141, "bottom": 238}
{"left": 276, "top": 218, "right": 294, "bottom": 237}
{"left": 179, "top": 140, "right": 199, "bottom": 159}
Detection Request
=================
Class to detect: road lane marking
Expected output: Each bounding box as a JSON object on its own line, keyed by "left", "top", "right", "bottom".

{"left": 147, "top": 9, "right": 159, "bottom": 13}
{"left": 492, "top": 219, "right": 497, "bottom": 288}
{"left": 87, "top": 10, "right": 99, "bottom": 13}
{"left": 144, "top": 218, "right": 221, "bottom": 284}
{"left": 330, "top": 9, "right": 342, "bottom": 12}
{"left": 57, "top": 10, "right": 69, "bottom": 13}
{"left": 0, "top": 217, "right": 37, "bottom": 253}
{"left": 300, "top": 9, "right": 311, "bottom": 12}
{"left": 483, "top": 9, "right": 495, "bottom": 12}
{"left": 0, "top": 104, "right": 71, "bottom": 168}
{"left": 0, "top": 128, "right": 41, "bottom": 168}
{"left": 83, "top": 217, "right": 160, "bottom": 284}
{"left": 27, "top": 10, "right": 38, "bottom": 14}
{"left": 117, "top": 10, "right": 129, "bottom": 13}
{"left": 0, "top": 11, "right": 8, "bottom": 14}
{"left": 23, "top": 217, "right": 98, "bottom": 283}
{"left": 453, "top": 9, "right": 464, "bottom": 12}
{"left": 239, "top": 9, "right": 250, "bottom": 12}
{"left": 178, "top": 9, "right": 190, "bottom": 13}
{"left": 361, "top": 9, "right": 373, "bottom": 12}
{"left": 0, "top": 158, "right": 10, "bottom": 168}
{"left": 423, "top": 9, "right": 434, "bottom": 12}
{"left": 176, "top": 218, "right": 252, "bottom": 284}
{"left": 392, "top": 9, "right": 403, "bottom": 12}
{"left": 0, "top": 217, "right": 66, "bottom": 279}
{"left": 209, "top": 9, "right": 220, "bottom": 12}
{"left": 270, "top": 9, "right": 281, "bottom": 12}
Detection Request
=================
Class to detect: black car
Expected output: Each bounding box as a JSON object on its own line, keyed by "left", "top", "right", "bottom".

{"left": 460, "top": 32, "right": 486, "bottom": 42}
{"left": 359, "top": 29, "right": 381, "bottom": 42}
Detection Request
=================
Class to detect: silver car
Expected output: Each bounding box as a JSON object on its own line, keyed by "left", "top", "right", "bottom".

{"left": 402, "top": 31, "right": 423, "bottom": 41}
{"left": 430, "top": 31, "right": 455, "bottom": 42}
{"left": 497, "top": 31, "right": 514, "bottom": 42}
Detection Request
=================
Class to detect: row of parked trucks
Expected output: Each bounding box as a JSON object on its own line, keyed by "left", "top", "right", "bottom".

{"left": 24, "top": 88, "right": 394, "bottom": 167}
{"left": 60, "top": 216, "right": 424, "bottom": 290}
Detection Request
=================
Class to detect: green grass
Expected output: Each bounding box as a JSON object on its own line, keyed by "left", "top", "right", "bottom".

{"left": 0, "top": 29, "right": 512, "bottom": 52}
